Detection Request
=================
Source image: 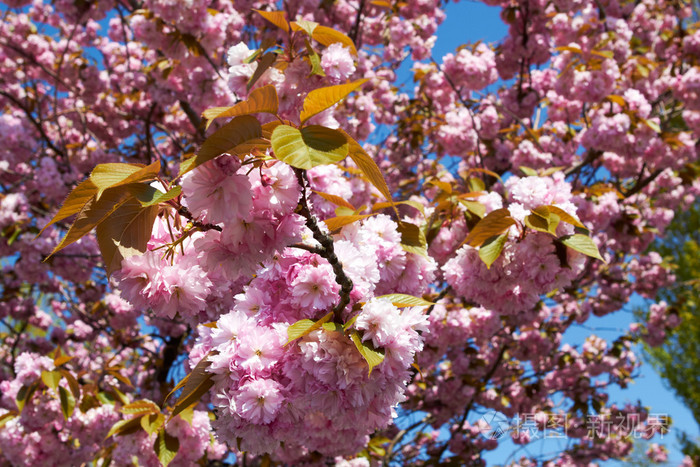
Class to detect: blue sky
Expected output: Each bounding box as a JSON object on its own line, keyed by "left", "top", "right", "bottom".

{"left": 424, "top": 1, "right": 699, "bottom": 464}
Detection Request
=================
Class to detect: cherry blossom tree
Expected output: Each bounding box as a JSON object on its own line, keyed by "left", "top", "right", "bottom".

{"left": 0, "top": 0, "right": 698, "bottom": 465}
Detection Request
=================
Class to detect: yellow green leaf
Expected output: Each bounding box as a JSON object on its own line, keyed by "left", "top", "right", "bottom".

{"left": 375, "top": 294, "right": 434, "bottom": 307}
{"left": 41, "top": 370, "right": 62, "bottom": 391}
{"left": 0, "top": 412, "right": 16, "bottom": 429}
{"left": 140, "top": 413, "right": 165, "bottom": 436}
{"left": 127, "top": 184, "right": 181, "bottom": 207}
{"left": 478, "top": 234, "right": 508, "bottom": 269}
{"left": 90, "top": 161, "right": 160, "bottom": 199}
{"left": 291, "top": 19, "right": 318, "bottom": 37}
{"left": 95, "top": 197, "right": 160, "bottom": 275}
{"left": 271, "top": 125, "right": 348, "bottom": 169}
{"left": 542, "top": 205, "right": 585, "bottom": 229}
{"left": 154, "top": 429, "right": 179, "bottom": 467}
{"left": 465, "top": 208, "right": 516, "bottom": 247}
{"left": 300, "top": 79, "right": 368, "bottom": 124}
{"left": 179, "top": 115, "right": 263, "bottom": 176}
{"left": 560, "top": 234, "right": 606, "bottom": 262}
{"left": 286, "top": 312, "right": 333, "bottom": 345}
{"left": 350, "top": 331, "right": 385, "bottom": 376}
{"left": 202, "top": 85, "right": 279, "bottom": 130}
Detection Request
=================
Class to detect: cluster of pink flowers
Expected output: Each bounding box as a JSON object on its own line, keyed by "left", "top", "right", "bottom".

{"left": 192, "top": 261, "right": 427, "bottom": 456}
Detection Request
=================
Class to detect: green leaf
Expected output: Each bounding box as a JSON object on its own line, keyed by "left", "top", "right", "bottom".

{"left": 140, "top": 413, "right": 165, "bottom": 436}
{"left": 271, "top": 125, "right": 348, "bottom": 169}
{"left": 41, "top": 370, "right": 63, "bottom": 391}
{"left": 169, "top": 355, "right": 215, "bottom": 419}
{"left": 202, "top": 85, "right": 279, "bottom": 130}
{"left": 95, "top": 197, "right": 160, "bottom": 275}
{"left": 478, "top": 234, "right": 508, "bottom": 269}
{"left": 179, "top": 115, "right": 263, "bottom": 176}
{"left": 460, "top": 200, "right": 486, "bottom": 218}
{"left": 541, "top": 205, "right": 585, "bottom": 229}
{"left": 520, "top": 166, "right": 537, "bottom": 176}
{"left": 127, "top": 184, "right": 182, "bottom": 207}
{"left": 350, "top": 331, "right": 385, "bottom": 376}
{"left": 560, "top": 234, "right": 606, "bottom": 262}
{"left": 90, "top": 162, "right": 161, "bottom": 199}
{"left": 286, "top": 312, "right": 333, "bottom": 345}
{"left": 299, "top": 79, "right": 368, "bottom": 124}
{"left": 120, "top": 400, "right": 160, "bottom": 415}
{"left": 376, "top": 294, "right": 435, "bottom": 307}
{"left": 59, "top": 385, "right": 76, "bottom": 419}
{"left": 305, "top": 39, "right": 325, "bottom": 77}
{"left": 465, "top": 208, "right": 516, "bottom": 247}
{"left": 154, "top": 429, "right": 179, "bottom": 467}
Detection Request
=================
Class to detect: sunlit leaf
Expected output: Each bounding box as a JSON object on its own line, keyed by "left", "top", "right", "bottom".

{"left": 120, "top": 400, "right": 160, "bottom": 415}
{"left": 254, "top": 9, "right": 289, "bottom": 32}
{"left": 44, "top": 185, "right": 133, "bottom": 261}
{"left": 202, "top": 85, "right": 279, "bottom": 130}
{"left": 41, "top": 370, "right": 62, "bottom": 391}
{"left": 478, "top": 234, "right": 508, "bottom": 269}
{"left": 465, "top": 208, "right": 516, "bottom": 247}
{"left": 155, "top": 429, "right": 179, "bottom": 467}
{"left": 90, "top": 162, "right": 160, "bottom": 199}
{"left": 38, "top": 179, "right": 97, "bottom": 237}
{"left": 0, "top": 412, "right": 16, "bottom": 429}
{"left": 323, "top": 214, "right": 373, "bottom": 231}
{"left": 179, "top": 115, "right": 263, "bottom": 176}
{"left": 140, "top": 413, "right": 165, "bottom": 436}
{"left": 311, "top": 25, "right": 357, "bottom": 55}
{"left": 339, "top": 129, "right": 396, "bottom": 211}
{"left": 105, "top": 417, "right": 143, "bottom": 439}
{"left": 350, "top": 331, "right": 385, "bottom": 376}
{"left": 286, "top": 312, "right": 333, "bottom": 345}
{"left": 95, "top": 197, "right": 160, "bottom": 275}
{"left": 127, "top": 184, "right": 181, "bottom": 207}
{"left": 560, "top": 234, "right": 606, "bottom": 262}
{"left": 312, "top": 190, "right": 356, "bottom": 210}
{"left": 169, "top": 354, "right": 216, "bottom": 419}
{"left": 271, "top": 125, "right": 348, "bottom": 169}
{"left": 375, "top": 294, "right": 434, "bottom": 307}
{"left": 291, "top": 19, "right": 318, "bottom": 37}
{"left": 300, "top": 79, "right": 368, "bottom": 124}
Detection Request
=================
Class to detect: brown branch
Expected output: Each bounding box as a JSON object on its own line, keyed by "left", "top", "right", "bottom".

{"left": 294, "top": 169, "right": 353, "bottom": 321}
